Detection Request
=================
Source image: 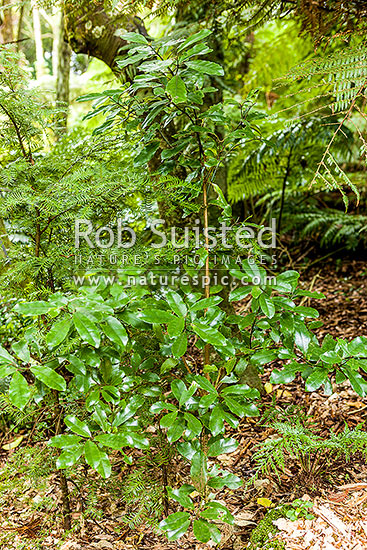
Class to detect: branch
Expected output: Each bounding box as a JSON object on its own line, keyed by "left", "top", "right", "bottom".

{"left": 0, "top": 101, "right": 33, "bottom": 163}
{"left": 63, "top": 1, "right": 148, "bottom": 73}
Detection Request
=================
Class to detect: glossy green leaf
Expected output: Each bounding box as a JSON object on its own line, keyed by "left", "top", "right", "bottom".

{"left": 342, "top": 367, "right": 367, "bottom": 397}
{"left": 305, "top": 368, "right": 329, "bottom": 392}
{"left": 167, "top": 484, "right": 195, "bottom": 509}
{"left": 252, "top": 349, "right": 277, "bottom": 366}
{"left": 103, "top": 316, "right": 128, "bottom": 349}
{"left": 294, "top": 306, "right": 319, "bottom": 318}
{"left": 209, "top": 405, "right": 225, "bottom": 436}
{"left": 185, "top": 60, "right": 224, "bottom": 76}
{"left": 172, "top": 333, "right": 188, "bottom": 358}
{"left": 117, "top": 52, "right": 150, "bottom": 68}
{"left": 64, "top": 415, "right": 91, "bottom": 438}
{"left": 73, "top": 312, "right": 101, "bottom": 347}
{"left": 159, "top": 512, "right": 190, "bottom": 541}
{"left": 140, "top": 309, "right": 176, "bottom": 324}
{"left": 171, "top": 379, "right": 187, "bottom": 401}
{"left": 270, "top": 361, "right": 299, "bottom": 384}
{"left": 259, "top": 294, "right": 275, "bottom": 318}
{"left": 229, "top": 286, "right": 253, "bottom": 302}
{"left": 192, "top": 322, "right": 227, "bottom": 347}
{"left": 95, "top": 433, "right": 128, "bottom": 449}
{"left": 184, "top": 412, "right": 202, "bottom": 435}
{"left": 0, "top": 345, "right": 16, "bottom": 366}
{"left": 199, "top": 392, "right": 218, "bottom": 409}
{"left": 167, "top": 317, "right": 185, "bottom": 338}
{"left": 207, "top": 436, "right": 238, "bottom": 457}
{"left": 0, "top": 365, "right": 17, "bottom": 378}
{"left": 179, "top": 43, "right": 212, "bottom": 61}
{"left": 124, "top": 432, "right": 150, "bottom": 450}
{"left": 30, "top": 364, "right": 66, "bottom": 391}
{"left": 66, "top": 356, "right": 86, "bottom": 376}
{"left": 242, "top": 403, "right": 260, "bottom": 417}
{"left": 193, "top": 519, "right": 221, "bottom": 544}
{"left": 120, "top": 31, "right": 148, "bottom": 44}
{"left": 9, "top": 372, "right": 30, "bottom": 410}
{"left": 320, "top": 351, "right": 341, "bottom": 364}
{"left": 177, "top": 29, "right": 212, "bottom": 52}
{"left": 49, "top": 434, "right": 82, "bottom": 449}
{"left": 160, "top": 357, "right": 178, "bottom": 374}
{"left": 160, "top": 411, "right": 178, "bottom": 428}
{"left": 223, "top": 396, "right": 247, "bottom": 417}
{"left": 113, "top": 396, "right": 144, "bottom": 426}
{"left": 191, "top": 296, "right": 222, "bottom": 312}
{"left": 84, "top": 440, "right": 111, "bottom": 479}
{"left": 134, "top": 142, "right": 160, "bottom": 167}
{"left": 56, "top": 445, "right": 83, "bottom": 469}
{"left": 193, "top": 374, "right": 217, "bottom": 394}
{"left": 190, "top": 450, "right": 208, "bottom": 493}
{"left": 93, "top": 404, "right": 110, "bottom": 431}
{"left": 221, "top": 384, "right": 258, "bottom": 397}
{"left": 101, "top": 385, "right": 120, "bottom": 403}
{"left": 179, "top": 381, "right": 198, "bottom": 406}
{"left": 166, "top": 290, "right": 187, "bottom": 316}
{"left": 14, "top": 301, "right": 52, "bottom": 316}
{"left": 11, "top": 339, "right": 30, "bottom": 363}
{"left": 46, "top": 318, "right": 72, "bottom": 348}
{"left": 166, "top": 75, "right": 187, "bottom": 103}
{"left": 208, "top": 472, "right": 242, "bottom": 489}
{"left": 150, "top": 401, "right": 177, "bottom": 414}
{"left": 295, "top": 322, "right": 312, "bottom": 353}
{"left": 201, "top": 501, "right": 234, "bottom": 524}
{"left": 167, "top": 418, "right": 186, "bottom": 443}
{"left": 347, "top": 337, "right": 367, "bottom": 356}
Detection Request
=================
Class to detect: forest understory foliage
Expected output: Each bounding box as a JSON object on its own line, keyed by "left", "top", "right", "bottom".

{"left": 0, "top": 1, "right": 367, "bottom": 549}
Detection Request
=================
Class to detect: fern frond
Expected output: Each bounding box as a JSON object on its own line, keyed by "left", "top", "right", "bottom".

{"left": 253, "top": 419, "right": 367, "bottom": 480}
{"left": 228, "top": 117, "right": 351, "bottom": 202}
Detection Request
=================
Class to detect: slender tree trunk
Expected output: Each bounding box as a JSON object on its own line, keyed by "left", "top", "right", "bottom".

{"left": 53, "top": 390, "right": 72, "bottom": 531}
{"left": 0, "top": 218, "right": 11, "bottom": 261}
{"left": 16, "top": 4, "right": 24, "bottom": 51}
{"left": 277, "top": 146, "right": 293, "bottom": 234}
{"left": 0, "top": 0, "right": 13, "bottom": 44}
{"left": 39, "top": 8, "right": 60, "bottom": 76}
{"left": 56, "top": 10, "right": 71, "bottom": 133}
{"left": 52, "top": 10, "right": 60, "bottom": 77}
{"left": 32, "top": 5, "right": 46, "bottom": 79}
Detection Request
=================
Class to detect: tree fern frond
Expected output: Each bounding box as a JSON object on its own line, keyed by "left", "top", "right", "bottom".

{"left": 228, "top": 117, "right": 351, "bottom": 202}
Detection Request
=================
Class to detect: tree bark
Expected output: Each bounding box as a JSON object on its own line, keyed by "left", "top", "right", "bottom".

{"left": 16, "top": 4, "right": 24, "bottom": 51}
{"left": 52, "top": 390, "right": 72, "bottom": 531}
{"left": 32, "top": 5, "right": 47, "bottom": 79}
{"left": 0, "top": 218, "right": 11, "bottom": 261}
{"left": 56, "top": 10, "right": 72, "bottom": 133}
{"left": 0, "top": 0, "right": 13, "bottom": 44}
{"left": 63, "top": 0, "right": 143, "bottom": 73}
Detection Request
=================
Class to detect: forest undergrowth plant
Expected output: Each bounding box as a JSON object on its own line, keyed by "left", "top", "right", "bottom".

{"left": 120, "top": 468, "right": 165, "bottom": 529}
{"left": 252, "top": 417, "right": 367, "bottom": 482}
{"left": 1, "top": 28, "right": 367, "bottom": 547}
{"left": 282, "top": 202, "right": 367, "bottom": 251}
{"left": 77, "top": 28, "right": 267, "bottom": 282}
{"left": 0, "top": 47, "right": 156, "bottom": 298}
{"left": 0, "top": 259, "right": 366, "bottom": 542}
{"left": 0, "top": 445, "right": 56, "bottom": 512}
{"left": 228, "top": 117, "right": 354, "bottom": 231}
{"left": 274, "top": 42, "right": 367, "bottom": 211}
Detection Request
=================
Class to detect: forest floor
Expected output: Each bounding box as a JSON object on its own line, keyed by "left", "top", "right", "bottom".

{"left": 0, "top": 258, "right": 367, "bottom": 550}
